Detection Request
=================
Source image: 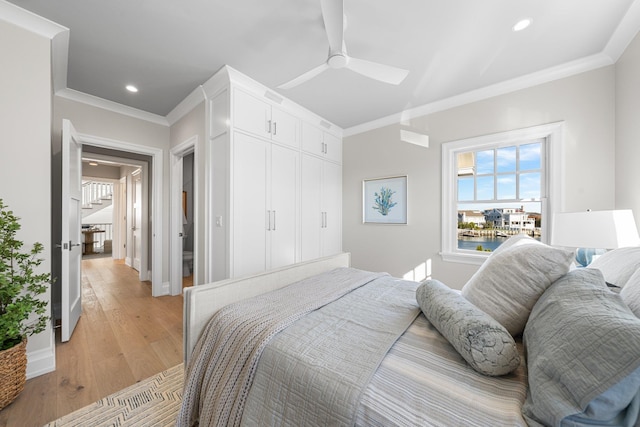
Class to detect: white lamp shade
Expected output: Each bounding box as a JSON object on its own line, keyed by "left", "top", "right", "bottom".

{"left": 551, "top": 209, "right": 640, "bottom": 249}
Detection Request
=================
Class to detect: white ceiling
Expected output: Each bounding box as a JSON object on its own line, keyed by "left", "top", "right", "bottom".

{"left": 7, "top": 0, "right": 640, "bottom": 130}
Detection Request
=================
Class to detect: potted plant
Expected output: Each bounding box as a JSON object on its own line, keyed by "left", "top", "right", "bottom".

{"left": 0, "top": 199, "right": 50, "bottom": 409}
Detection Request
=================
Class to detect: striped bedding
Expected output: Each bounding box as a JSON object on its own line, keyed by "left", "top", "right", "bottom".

{"left": 356, "top": 314, "right": 528, "bottom": 426}
{"left": 183, "top": 268, "right": 528, "bottom": 426}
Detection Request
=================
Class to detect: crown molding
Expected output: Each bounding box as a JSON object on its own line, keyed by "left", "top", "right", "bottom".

{"left": 344, "top": 53, "right": 614, "bottom": 137}
{"left": 604, "top": 0, "right": 640, "bottom": 61}
{"left": 166, "top": 85, "right": 206, "bottom": 126}
{"left": 56, "top": 88, "right": 169, "bottom": 126}
{"left": 0, "top": 0, "right": 67, "bottom": 39}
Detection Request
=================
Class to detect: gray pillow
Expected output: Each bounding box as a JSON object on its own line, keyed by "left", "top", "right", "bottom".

{"left": 522, "top": 269, "right": 640, "bottom": 426}
{"left": 416, "top": 279, "right": 520, "bottom": 376}
{"left": 461, "top": 237, "right": 574, "bottom": 336}
{"left": 621, "top": 268, "right": 640, "bottom": 318}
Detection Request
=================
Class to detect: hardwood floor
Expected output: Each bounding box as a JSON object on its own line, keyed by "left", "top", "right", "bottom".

{"left": 0, "top": 257, "right": 183, "bottom": 427}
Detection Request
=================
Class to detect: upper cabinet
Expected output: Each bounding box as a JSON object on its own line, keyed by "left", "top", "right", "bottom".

{"left": 233, "top": 88, "right": 299, "bottom": 149}
{"left": 301, "top": 121, "right": 342, "bottom": 164}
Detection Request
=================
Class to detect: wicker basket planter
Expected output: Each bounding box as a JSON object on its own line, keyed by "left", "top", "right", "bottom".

{"left": 0, "top": 339, "right": 27, "bottom": 410}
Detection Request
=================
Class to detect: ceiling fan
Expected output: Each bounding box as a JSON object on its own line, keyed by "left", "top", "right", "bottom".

{"left": 278, "top": 0, "right": 409, "bottom": 90}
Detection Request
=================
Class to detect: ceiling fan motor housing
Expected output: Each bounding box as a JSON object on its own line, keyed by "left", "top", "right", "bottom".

{"left": 328, "top": 53, "right": 348, "bottom": 69}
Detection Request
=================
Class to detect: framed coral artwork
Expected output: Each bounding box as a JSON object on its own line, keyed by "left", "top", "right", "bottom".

{"left": 362, "top": 175, "right": 408, "bottom": 224}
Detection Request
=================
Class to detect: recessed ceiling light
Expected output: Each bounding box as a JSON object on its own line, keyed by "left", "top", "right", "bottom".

{"left": 126, "top": 84, "right": 138, "bottom": 93}
{"left": 88, "top": 161, "right": 98, "bottom": 166}
{"left": 513, "top": 18, "right": 532, "bottom": 32}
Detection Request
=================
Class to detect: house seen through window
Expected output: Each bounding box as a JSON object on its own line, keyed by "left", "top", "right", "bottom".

{"left": 456, "top": 141, "right": 543, "bottom": 252}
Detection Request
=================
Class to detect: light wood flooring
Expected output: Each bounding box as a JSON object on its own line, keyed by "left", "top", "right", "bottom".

{"left": 0, "top": 257, "right": 184, "bottom": 427}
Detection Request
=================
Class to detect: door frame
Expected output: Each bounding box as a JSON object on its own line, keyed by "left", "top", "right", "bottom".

{"left": 77, "top": 132, "right": 164, "bottom": 296}
{"left": 82, "top": 157, "right": 141, "bottom": 264}
{"left": 170, "top": 135, "right": 199, "bottom": 295}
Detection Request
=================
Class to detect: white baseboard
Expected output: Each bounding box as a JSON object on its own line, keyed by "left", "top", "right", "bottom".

{"left": 26, "top": 332, "right": 56, "bottom": 379}
{"left": 160, "top": 281, "right": 171, "bottom": 296}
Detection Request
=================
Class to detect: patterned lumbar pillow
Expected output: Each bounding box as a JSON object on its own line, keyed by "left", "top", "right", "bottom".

{"left": 461, "top": 236, "right": 574, "bottom": 336}
{"left": 416, "top": 279, "right": 520, "bottom": 376}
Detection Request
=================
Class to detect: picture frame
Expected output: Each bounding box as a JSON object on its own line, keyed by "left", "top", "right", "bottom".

{"left": 363, "top": 175, "right": 408, "bottom": 224}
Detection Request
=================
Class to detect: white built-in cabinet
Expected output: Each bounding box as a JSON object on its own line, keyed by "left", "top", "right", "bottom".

{"left": 205, "top": 66, "right": 342, "bottom": 280}
{"left": 233, "top": 88, "right": 298, "bottom": 148}
{"left": 301, "top": 153, "right": 342, "bottom": 261}
{"left": 231, "top": 131, "right": 298, "bottom": 277}
{"left": 301, "top": 121, "right": 342, "bottom": 164}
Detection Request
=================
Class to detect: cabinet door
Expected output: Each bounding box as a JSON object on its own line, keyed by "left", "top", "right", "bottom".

{"left": 233, "top": 88, "right": 270, "bottom": 139}
{"left": 232, "top": 132, "right": 268, "bottom": 277}
{"left": 301, "top": 121, "right": 324, "bottom": 156}
{"left": 269, "top": 144, "right": 299, "bottom": 269}
{"left": 300, "top": 154, "right": 322, "bottom": 261}
{"left": 271, "top": 107, "right": 299, "bottom": 149}
{"left": 323, "top": 132, "right": 342, "bottom": 164}
{"left": 322, "top": 161, "right": 342, "bottom": 256}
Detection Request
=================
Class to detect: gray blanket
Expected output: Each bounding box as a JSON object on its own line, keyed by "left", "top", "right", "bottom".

{"left": 177, "top": 267, "right": 387, "bottom": 427}
{"left": 241, "top": 275, "right": 420, "bottom": 426}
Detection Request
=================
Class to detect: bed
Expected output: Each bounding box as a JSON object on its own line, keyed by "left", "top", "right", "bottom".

{"left": 179, "top": 238, "right": 640, "bottom": 427}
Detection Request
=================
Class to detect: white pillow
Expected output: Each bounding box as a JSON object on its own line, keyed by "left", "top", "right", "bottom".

{"left": 620, "top": 268, "right": 640, "bottom": 318}
{"left": 587, "top": 247, "right": 640, "bottom": 288}
{"left": 461, "top": 237, "right": 574, "bottom": 336}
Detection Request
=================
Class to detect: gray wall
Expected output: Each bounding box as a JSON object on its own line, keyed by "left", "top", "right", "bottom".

{"left": 616, "top": 32, "right": 640, "bottom": 221}
{"left": 343, "top": 66, "right": 617, "bottom": 289}
{"left": 0, "top": 19, "right": 54, "bottom": 376}
{"left": 170, "top": 101, "right": 206, "bottom": 283}
{"left": 52, "top": 97, "right": 170, "bottom": 292}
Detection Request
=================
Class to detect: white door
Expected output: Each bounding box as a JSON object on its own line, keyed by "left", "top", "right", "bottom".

{"left": 322, "top": 161, "right": 342, "bottom": 256}
{"left": 300, "top": 154, "right": 322, "bottom": 261}
{"left": 132, "top": 174, "right": 142, "bottom": 271}
{"left": 61, "top": 119, "right": 82, "bottom": 342}
{"left": 269, "top": 144, "right": 298, "bottom": 269}
{"left": 232, "top": 132, "right": 268, "bottom": 277}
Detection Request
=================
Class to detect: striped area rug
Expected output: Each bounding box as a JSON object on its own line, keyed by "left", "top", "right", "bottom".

{"left": 45, "top": 364, "right": 183, "bottom": 427}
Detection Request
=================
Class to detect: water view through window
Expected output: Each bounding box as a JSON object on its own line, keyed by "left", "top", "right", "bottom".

{"left": 457, "top": 141, "right": 543, "bottom": 252}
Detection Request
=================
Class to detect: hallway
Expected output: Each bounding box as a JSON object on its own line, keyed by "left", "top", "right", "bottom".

{"left": 0, "top": 257, "right": 183, "bottom": 427}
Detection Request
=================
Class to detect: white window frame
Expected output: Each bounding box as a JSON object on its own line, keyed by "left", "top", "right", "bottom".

{"left": 441, "top": 122, "right": 565, "bottom": 265}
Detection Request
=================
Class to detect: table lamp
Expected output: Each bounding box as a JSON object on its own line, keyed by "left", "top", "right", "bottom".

{"left": 551, "top": 209, "right": 640, "bottom": 266}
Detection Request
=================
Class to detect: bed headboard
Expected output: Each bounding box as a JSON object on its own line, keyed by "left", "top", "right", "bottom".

{"left": 183, "top": 252, "right": 351, "bottom": 364}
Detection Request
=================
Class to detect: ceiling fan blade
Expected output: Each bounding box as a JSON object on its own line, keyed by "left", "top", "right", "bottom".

{"left": 278, "top": 63, "right": 330, "bottom": 90}
{"left": 346, "top": 57, "right": 409, "bottom": 85}
{"left": 320, "top": 0, "right": 344, "bottom": 54}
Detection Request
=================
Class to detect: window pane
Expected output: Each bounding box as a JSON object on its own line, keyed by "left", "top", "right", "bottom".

{"left": 457, "top": 202, "right": 542, "bottom": 252}
{"left": 476, "top": 150, "right": 494, "bottom": 174}
{"left": 520, "top": 172, "right": 541, "bottom": 199}
{"left": 458, "top": 177, "right": 474, "bottom": 201}
{"left": 476, "top": 176, "right": 494, "bottom": 200}
{"left": 497, "top": 175, "right": 516, "bottom": 199}
{"left": 497, "top": 146, "right": 516, "bottom": 173}
{"left": 520, "top": 143, "right": 541, "bottom": 170}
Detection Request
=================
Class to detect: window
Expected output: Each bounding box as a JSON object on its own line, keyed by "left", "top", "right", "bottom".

{"left": 441, "top": 122, "right": 565, "bottom": 265}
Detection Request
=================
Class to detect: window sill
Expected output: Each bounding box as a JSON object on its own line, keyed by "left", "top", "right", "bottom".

{"left": 440, "top": 251, "right": 489, "bottom": 266}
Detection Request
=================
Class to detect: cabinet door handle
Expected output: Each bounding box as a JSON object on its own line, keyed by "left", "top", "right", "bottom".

{"left": 273, "top": 122, "right": 277, "bottom": 136}
{"left": 267, "top": 120, "right": 272, "bottom": 135}
{"left": 324, "top": 143, "right": 328, "bottom": 154}
{"left": 272, "top": 210, "right": 276, "bottom": 231}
